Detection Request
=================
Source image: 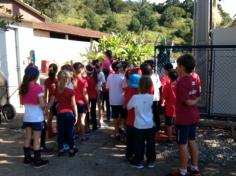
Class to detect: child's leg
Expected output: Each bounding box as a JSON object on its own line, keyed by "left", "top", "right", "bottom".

{"left": 79, "top": 113, "right": 86, "bottom": 138}
{"left": 126, "top": 125, "right": 134, "bottom": 160}
{"left": 32, "top": 131, "right": 41, "bottom": 151}
{"left": 105, "top": 92, "right": 110, "bottom": 121}
{"left": 145, "top": 128, "right": 156, "bottom": 163}
{"left": 98, "top": 91, "right": 104, "bottom": 124}
{"left": 65, "top": 113, "right": 75, "bottom": 151}
{"left": 165, "top": 117, "right": 174, "bottom": 140}
{"left": 90, "top": 99, "right": 98, "bottom": 130}
{"left": 57, "top": 114, "right": 65, "bottom": 151}
{"left": 40, "top": 121, "right": 47, "bottom": 149}
{"left": 176, "top": 125, "right": 189, "bottom": 175}
{"left": 24, "top": 127, "right": 32, "bottom": 148}
{"left": 133, "top": 128, "right": 145, "bottom": 164}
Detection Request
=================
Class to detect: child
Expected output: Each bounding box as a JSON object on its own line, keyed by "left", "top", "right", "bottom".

{"left": 95, "top": 63, "right": 106, "bottom": 127}
{"left": 47, "top": 70, "right": 78, "bottom": 157}
{"left": 44, "top": 63, "right": 58, "bottom": 139}
{"left": 141, "top": 61, "right": 162, "bottom": 131}
{"left": 162, "top": 69, "right": 178, "bottom": 142}
{"left": 124, "top": 74, "right": 141, "bottom": 162}
{"left": 167, "top": 54, "right": 201, "bottom": 176}
{"left": 73, "top": 62, "right": 89, "bottom": 141}
{"left": 85, "top": 64, "right": 98, "bottom": 131}
{"left": 127, "top": 76, "right": 156, "bottom": 169}
{"left": 106, "top": 61, "right": 125, "bottom": 139}
{"left": 19, "top": 66, "right": 49, "bottom": 168}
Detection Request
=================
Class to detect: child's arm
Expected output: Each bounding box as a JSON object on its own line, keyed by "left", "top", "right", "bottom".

{"left": 185, "top": 97, "right": 200, "bottom": 106}
{"left": 39, "top": 95, "right": 46, "bottom": 110}
{"left": 83, "top": 87, "right": 89, "bottom": 110}
{"left": 127, "top": 96, "right": 135, "bottom": 110}
{"left": 71, "top": 95, "right": 78, "bottom": 125}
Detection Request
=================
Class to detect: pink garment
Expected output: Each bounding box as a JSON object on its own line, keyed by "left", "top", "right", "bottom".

{"left": 102, "top": 59, "right": 111, "bottom": 69}
{"left": 20, "top": 82, "right": 44, "bottom": 105}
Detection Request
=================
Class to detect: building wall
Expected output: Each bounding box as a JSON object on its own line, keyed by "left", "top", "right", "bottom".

{"left": 34, "top": 29, "right": 50, "bottom": 37}
{"left": 1, "top": 25, "right": 91, "bottom": 107}
{"left": 0, "top": 1, "right": 45, "bottom": 23}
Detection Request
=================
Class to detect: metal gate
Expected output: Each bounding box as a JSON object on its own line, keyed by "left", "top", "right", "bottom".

{"left": 154, "top": 45, "right": 236, "bottom": 120}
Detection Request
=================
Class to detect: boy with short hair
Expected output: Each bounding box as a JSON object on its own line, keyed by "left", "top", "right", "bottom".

{"left": 106, "top": 61, "right": 125, "bottom": 139}
{"left": 167, "top": 54, "right": 201, "bottom": 176}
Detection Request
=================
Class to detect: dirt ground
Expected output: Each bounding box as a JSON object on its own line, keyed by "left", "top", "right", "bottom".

{"left": 0, "top": 113, "right": 236, "bottom": 176}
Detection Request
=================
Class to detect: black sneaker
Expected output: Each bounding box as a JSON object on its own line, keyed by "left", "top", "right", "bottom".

{"left": 147, "top": 161, "right": 155, "bottom": 168}
{"left": 24, "top": 158, "right": 32, "bottom": 166}
{"left": 68, "top": 148, "right": 78, "bottom": 157}
{"left": 34, "top": 159, "right": 49, "bottom": 168}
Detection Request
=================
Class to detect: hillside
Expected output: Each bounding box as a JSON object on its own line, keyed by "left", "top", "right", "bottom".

{"left": 23, "top": 0, "right": 232, "bottom": 45}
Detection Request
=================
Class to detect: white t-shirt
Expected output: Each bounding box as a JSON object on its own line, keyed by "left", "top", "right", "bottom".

{"left": 24, "top": 105, "right": 44, "bottom": 122}
{"left": 151, "top": 73, "right": 161, "bottom": 101}
{"left": 97, "top": 71, "right": 106, "bottom": 91}
{"left": 106, "top": 73, "right": 125, "bottom": 105}
{"left": 127, "top": 94, "right": 154, "bottom": 129}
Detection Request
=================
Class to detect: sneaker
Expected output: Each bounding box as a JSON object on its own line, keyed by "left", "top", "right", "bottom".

{"left": 23, "top": 158, "right": 32, "bottom": 166}
{"left": 187, "top": 167, "right": 201, "bottom": 176}
{"left": 63, "top": 144, "right": 69, "bottom": 151}
{"left": 34, "top": 159, "right": 49, "bottom": 168}
{"left": 130, "top": 162, "right": 144, "bottom": 169}
{"left": 68, "top": 148, "right": 78, "bottom": 157}
{"left": 166, "top": 171, "right": 189, "bottom": 176}
{"left": 147, "top": 162, "right": 155, "bottom": 168}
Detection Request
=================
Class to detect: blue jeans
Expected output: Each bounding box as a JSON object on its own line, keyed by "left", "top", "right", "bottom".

{"left": 57, "top": 112, "right": 75, "bottom": 150}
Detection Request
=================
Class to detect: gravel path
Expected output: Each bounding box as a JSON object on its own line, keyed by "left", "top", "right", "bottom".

{"left": 0, "top": 115, "right": 236, "bottom": 176}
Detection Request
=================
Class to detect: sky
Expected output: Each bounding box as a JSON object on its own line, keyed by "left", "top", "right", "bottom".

{"left": 132, "top": 0, "right": 235, "bottom": 18}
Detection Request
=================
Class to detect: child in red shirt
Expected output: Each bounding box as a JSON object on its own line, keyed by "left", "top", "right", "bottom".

{"left": 85, "top": 65, "right": 98, "bottom": 131}
{"left": 124, "top": 74, "right": 141, "bottom": 162}
{"left": 167, "top": 54, "right": 201, "bottom": 176}
{"left": 162, "top": 69, "right": 178, "bottom": 141}
{"left": 47, "top": 70, "right": 78, "bottom": 157}
{"left": 73, "top": 62, "right": 89, "bottom": 141}
{"left": 44, "top": 64, "right": 58, "bottom": 138}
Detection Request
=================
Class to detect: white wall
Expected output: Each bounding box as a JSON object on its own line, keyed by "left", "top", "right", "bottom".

{"left": 212, "top": 28, "right": 236, "bottom": 116}
{"left": 1, "top": 24, "right": 91, "bottom": 107}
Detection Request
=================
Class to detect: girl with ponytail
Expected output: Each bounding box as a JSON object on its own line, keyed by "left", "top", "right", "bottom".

{"left": 47, "top": 70, "right": 78, "bottom": 157}
{"left": 19, "top": 65, "right": 49, "bottom": 168}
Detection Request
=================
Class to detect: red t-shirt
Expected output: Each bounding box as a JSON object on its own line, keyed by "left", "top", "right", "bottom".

{"left": 44, "top": 78, "right": 57, "bottom": 101}
{"left": 86, "top": 76, "right": 97, "bottom": 99}
{"left": 74, "top": 76, "right": 88, "bottom": 105}
{"left": 54, "top": 88, "right": 75, "bottom": 113}
{"left": 161, "top": 75, "right": 171, "bottom": 87}
{"left": 124, "top": 86, "right": 140, "bottom": 126}
{"left": 162, "top": 81, "right": 176, "bottom": 118}
{"left": 175, "top": 75, "right": 200, "bottom": 125}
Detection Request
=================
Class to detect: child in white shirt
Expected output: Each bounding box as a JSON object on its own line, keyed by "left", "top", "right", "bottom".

{"left": 127, "top": 76, "right": 156, "bottom": 169}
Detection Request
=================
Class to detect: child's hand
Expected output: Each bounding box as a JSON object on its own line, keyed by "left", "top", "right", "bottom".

{"left": 74, "top": 116, "right": 78, "bottom": 126}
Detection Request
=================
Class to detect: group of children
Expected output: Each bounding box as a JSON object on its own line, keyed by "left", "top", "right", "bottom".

{"left": 19, "top": 50, "right": 201, "bottom": 176}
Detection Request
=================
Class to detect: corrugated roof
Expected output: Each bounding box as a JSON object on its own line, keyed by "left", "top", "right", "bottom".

{"left": 33, "top": 22, "right": 106, "bottom": 39}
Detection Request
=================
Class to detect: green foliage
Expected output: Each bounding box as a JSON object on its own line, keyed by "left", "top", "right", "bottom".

{"left": 128, "top": 16, "right": 141, "bottom": 32}
{"left": 0, "top": 5, "right": 23, "bottom": 30}
{"left": 98, "top": 33, "right": 153, "bottom": 64}
{"left": 101, "top": 14, "right": 118, "bottom": 32}
{"left": 217, "top": 4, "right": 232, "bottom": 27}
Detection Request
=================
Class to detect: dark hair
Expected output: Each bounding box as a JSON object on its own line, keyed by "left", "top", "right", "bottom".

{"left": 177, "top": 54, "right": 196, "bottom": 73}
{"left": 48, "top": 63, "right": 58, "bottom": 79}
{"left": 92, "top": 59, "right": 99, "bottom": 66}
{"left": 144, "top": 60, "right": 155, "bottom": 69}
{"left": 121, "top": 61, "right": 131, "bottom": 71}
{"left": 139, "top": 76, "right": 153, "bottom": 94}
{"left": 164, "top": 63, "right": 173, "bottom": 72}
{"left": 105, "top": 50, "right": 112, "bottom": 59}
{"left": 168, "top": 69, "right": 178, "bottom": 82}
{"left": 19, "top": 67, "right": 39, "bottom": 95}
{"left": 111, "top": 61, "right": 122, "bottom": 72}
{"left": 73, "top": 62, "right": 84, "bottom": 74}
{"left": 61, "top": 64, "right": 74, "bottom": 72}
{"left": 140, "top": 63, "right": 152, "bottom": 76}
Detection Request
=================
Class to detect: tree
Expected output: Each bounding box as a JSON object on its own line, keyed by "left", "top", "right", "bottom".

{"left": 159, "top": 6, "right": 186, "bottom": 27}
{"left": 217, "top": 4, "right": 232, "bottom": 27}
{"left": 0, "top": 5, "right": 23, "bottom": 30}
{"left": 83, "top": 9, "right": 101, "bottom": 30}
{"left": 108, "top": 0, "right": 126, "bottom": 13}
{"left": 128, "top": 16, "right": 141, "bottom": 32}
{"left": 101, "top": 14, "right": 118, "bottom": 32}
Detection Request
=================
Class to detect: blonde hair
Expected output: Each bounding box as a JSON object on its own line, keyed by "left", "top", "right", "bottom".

{"left": 57, "top": 70, "right": 70, "bottom": 92}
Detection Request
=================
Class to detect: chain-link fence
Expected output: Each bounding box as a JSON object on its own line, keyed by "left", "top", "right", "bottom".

{"left": 154, "top": 45, "right": 236, "bottom": 120}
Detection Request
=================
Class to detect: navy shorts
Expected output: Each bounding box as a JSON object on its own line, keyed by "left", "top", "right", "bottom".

{"left": 165, "top": 116, "right": 174, "bottom": 126}
{"left": 77, "top": 104, "right": 87, "bottom": 113}
{"left": 176, "top": 124, "right": 197, "bottom": 145}
{"left": 50, "top": 101, "right": 57, "bottom": 116}
{"left": 22, "top": 122, "right": 44, "bottom": 131}
{"left": 111, "top": 106, "right": 127, "bottom": 119}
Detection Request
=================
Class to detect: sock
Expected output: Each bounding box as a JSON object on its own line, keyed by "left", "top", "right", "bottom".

{"left": 179, "top": 168, "right": 187, "bottom": 175}
{"left": 191, "top": 164, "right": 199, "bottom": 171}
